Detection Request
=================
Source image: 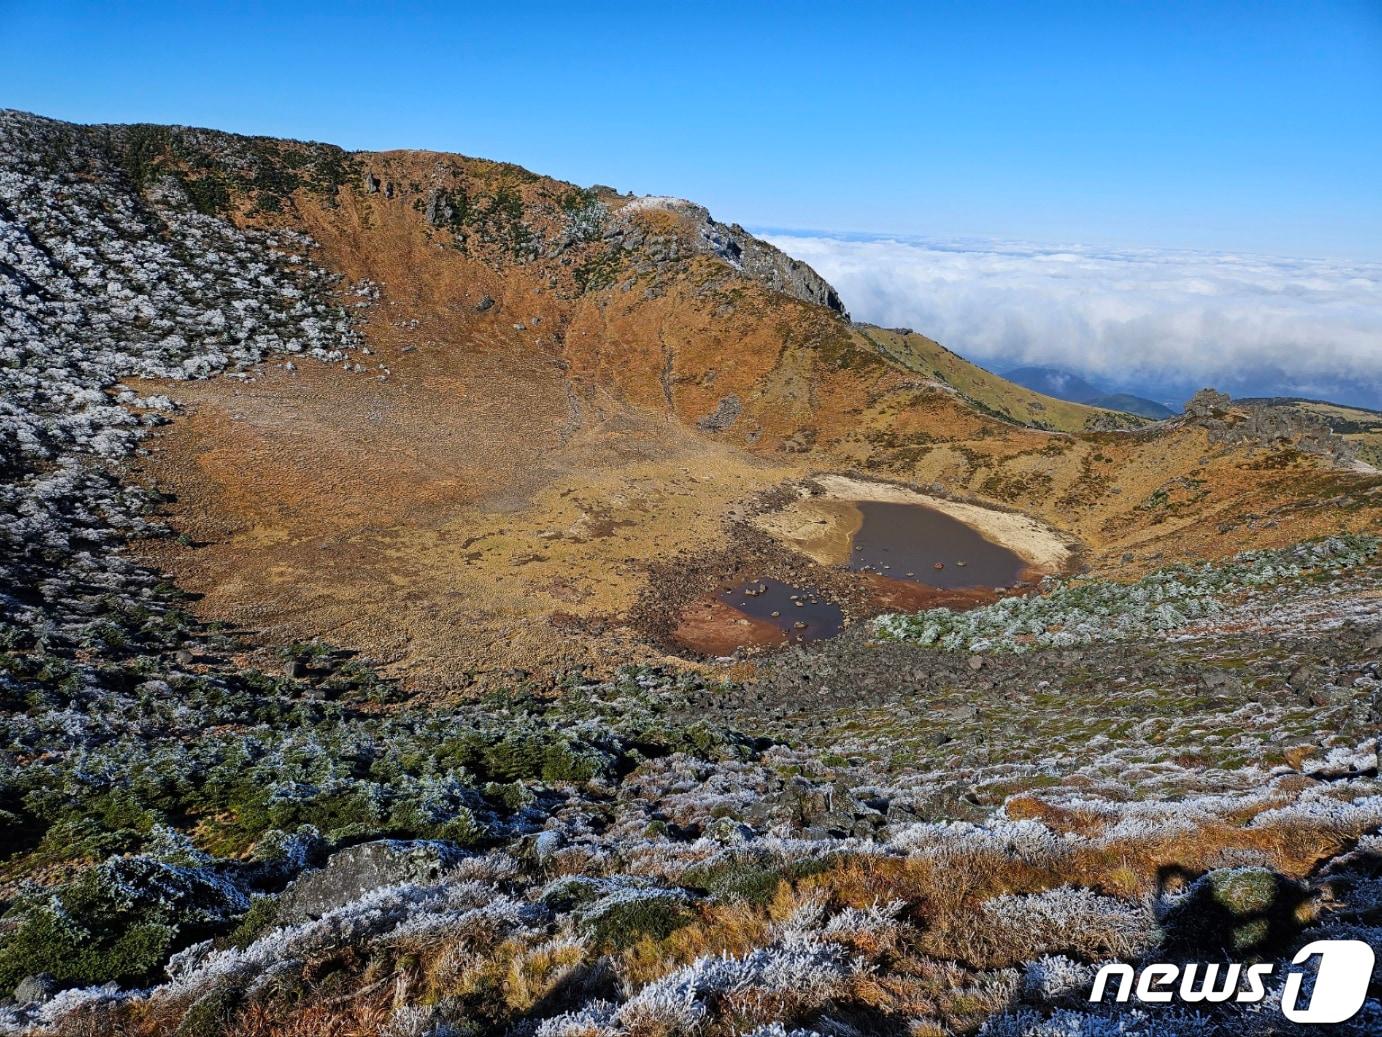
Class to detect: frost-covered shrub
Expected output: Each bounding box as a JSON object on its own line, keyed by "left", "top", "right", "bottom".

{"left": 678, "top": 847, "right": 835, "bottom": 905}
{"left": 0, "top": 855, "right": 250, "bottom": 989}
{"left": 577, "top": 887, "right": 695, "bottom": 949}
{"left": 875, "top": 535, "right": 1378, "bottom": 652}
{"left": 966, "top": 887, "right": 1156, "bottom": 967}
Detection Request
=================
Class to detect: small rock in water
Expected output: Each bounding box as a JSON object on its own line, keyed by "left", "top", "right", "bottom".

{"left": 932, "top": 562, "right": 945, "bottom": 570}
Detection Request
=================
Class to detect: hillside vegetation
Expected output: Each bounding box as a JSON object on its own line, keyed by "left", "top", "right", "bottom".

{"left": 1, "top": 110, "right": 1380, "bottom": 1036}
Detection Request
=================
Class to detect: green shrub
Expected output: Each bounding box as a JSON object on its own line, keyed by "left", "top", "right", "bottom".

{"left": 223, "top": 894, "right": 281, "bottom": 950}
{"left": 0, "top": 856, "right": 248, "bottom": 990}
{"left": 579, "top": 890, "right": 695, "bottom": 949}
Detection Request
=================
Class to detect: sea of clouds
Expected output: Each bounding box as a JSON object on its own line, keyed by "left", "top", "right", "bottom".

{"left": 760, "top": 233, "right": 1382, "bottom": 410}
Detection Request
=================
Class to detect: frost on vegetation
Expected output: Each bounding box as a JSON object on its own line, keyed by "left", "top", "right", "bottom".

{"left": 2, "top": 111, "right": 1381, "bottom": 1035}
{"left": 1022, "top": 955, "right": 1098, "bottom": 1005}
{"left": 874, "top": 535, "right": 1378, "bottom": 652}
{"left": 0, "top": 109, "right": 360, "bottom": 665}
{"left": 975, "top": 887, "right": 1157, "bottom": 965}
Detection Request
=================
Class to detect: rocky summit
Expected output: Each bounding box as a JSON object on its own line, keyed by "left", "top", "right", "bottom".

{"left": 0, "top": 110, "right": 1379, "bottom": 1036}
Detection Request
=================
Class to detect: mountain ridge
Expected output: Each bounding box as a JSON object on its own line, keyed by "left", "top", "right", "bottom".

{"left": 1004, "top": 364, "right": 1177, "bottom": 419}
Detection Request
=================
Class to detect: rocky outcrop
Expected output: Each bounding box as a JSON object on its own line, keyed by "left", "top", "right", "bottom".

{"left": 613, "top": 196, "right": 847, "bottom": 316}
{"left": 1181, "top": 389, "right": 1357, "bottom": 464}
{"left": 697, "top": 394, "right": 742, "bottom": 432}
{"left": 276, "top": 840, "right": 465, "bottom": 923}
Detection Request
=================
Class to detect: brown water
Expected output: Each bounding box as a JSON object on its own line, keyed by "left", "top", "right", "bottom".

{"left": 718, "top": 578, "right": 844, "bottom": 642}
{"left": 847, "top": 500, "right": 1026, "bottom": 589}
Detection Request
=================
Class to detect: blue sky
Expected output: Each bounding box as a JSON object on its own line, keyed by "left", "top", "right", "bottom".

{"left": 4, "top": 0, "right": 1380, "bottom": 258}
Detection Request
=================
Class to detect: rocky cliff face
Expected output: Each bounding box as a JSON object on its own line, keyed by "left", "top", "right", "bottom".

{"left": 1181, "top": 388, "right": 1358, "bottom": 465}
{"left": 613, "top": 196, "right": 847, "bottom": 316}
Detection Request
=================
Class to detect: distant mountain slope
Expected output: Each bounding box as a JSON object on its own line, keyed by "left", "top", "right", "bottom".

{"left": 863, "top": 331, "right": 1134, "bottom": 431}
{"left": 1005, "top": 365, "right": 1176, "bottom": 419}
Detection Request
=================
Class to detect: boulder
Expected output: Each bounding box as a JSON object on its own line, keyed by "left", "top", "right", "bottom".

{"left": 277, "top": 840, "right": 465, "bottom": 923}
{"left": 13, "top": 974, "right": 55, "bottom": 1005}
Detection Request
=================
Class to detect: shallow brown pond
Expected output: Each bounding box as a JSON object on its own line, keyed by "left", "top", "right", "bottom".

{"left": 718, "top": 578, "right": 844, "bottom": 642}
{"left": 847, "top": 500, "right": 1026, "bottom": 589}
{"left": 674, "top": 499, "right": 1031, "bottom": 656}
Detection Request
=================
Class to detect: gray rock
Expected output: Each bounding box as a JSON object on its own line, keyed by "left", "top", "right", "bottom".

{"left": 697, "top": 395, "right": 742, "bottom": 433}
{"left": 1309, "top": 684, "right": 1348, "bottom": 708}
{"left": 1180, "top": 389, "right": 1356, "bottom": 465}
{"left": 885, "top": 800, "right": 923, "bottom": 824}
{"left": 13, "top": 974, "right": 55, "bottom": 1005}
{"left": 424, "top": 189, "right": 457, "bottom": 228}
{"left": 614, "top": 197, "right": 847, "bottom": 316}
{"left": 277, "top": 840, "right": 465, "bottom": 923}
{"left": 1286, "top": 664, "right": 1316, "bottom": 693}
{"left": 475, "top": 295, "right": 495, "bottom": 312}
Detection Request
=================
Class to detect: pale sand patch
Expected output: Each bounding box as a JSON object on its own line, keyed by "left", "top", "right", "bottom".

{"left": 758, "top": 474, "right": 1074, "bottom": 571}
{"left": 754, "top": 497, "right": 863, "bottom": 565}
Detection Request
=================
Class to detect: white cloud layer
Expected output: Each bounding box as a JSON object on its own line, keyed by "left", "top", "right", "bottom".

{"left": 761, "top": 233, "right": 1382, "bottom": 408}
